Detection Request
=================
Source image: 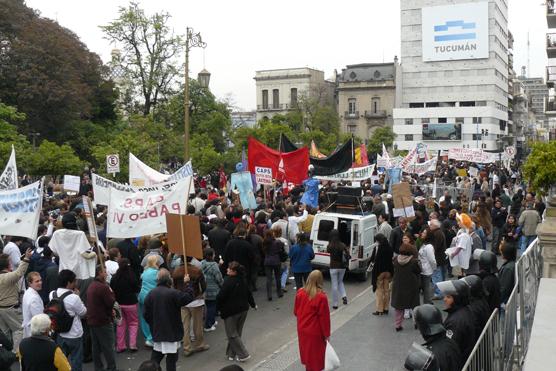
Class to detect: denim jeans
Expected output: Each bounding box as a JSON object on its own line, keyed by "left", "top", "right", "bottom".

{"left": 520, "top": 235, "right": 536, "bottom": 254}
{"left": 205, "top": 300, "right": 217, "bottom": 329}
{"left": 280, "top": 265, "right": 289, "bottom": 288}
{"left": 58, "top": 336, "right": 83, "bottom": 371}
{"left": 432, "top": 265, "right": 447, "bottom": 297}
{"left": 329, "top": 268, "right": 346, "bottom": 307}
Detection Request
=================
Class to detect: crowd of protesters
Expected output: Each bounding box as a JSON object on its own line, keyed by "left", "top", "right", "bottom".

{"left": 0, "top": 159, "right": 545, "bottom": 371}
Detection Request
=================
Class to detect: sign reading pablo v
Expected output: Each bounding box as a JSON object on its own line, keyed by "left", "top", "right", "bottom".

{"left": 422, "top": 2, "right": 489, "bottom": 62}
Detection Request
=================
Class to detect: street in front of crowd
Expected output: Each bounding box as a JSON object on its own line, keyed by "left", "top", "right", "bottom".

{"left": 76, "top": 272, "right": 418, "bottom": 371}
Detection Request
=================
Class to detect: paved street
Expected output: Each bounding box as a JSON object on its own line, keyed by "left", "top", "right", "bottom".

{"left": 77, "top": 271, "right": 397, "bottom": 371}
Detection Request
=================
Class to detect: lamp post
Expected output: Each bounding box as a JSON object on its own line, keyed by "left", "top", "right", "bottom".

{"left": 183, "top": 27, "right": 207, "bottom": 162}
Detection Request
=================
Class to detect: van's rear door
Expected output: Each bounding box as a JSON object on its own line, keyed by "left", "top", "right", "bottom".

{"left": 311, "top": 215, "right": 337, "bottom": 267}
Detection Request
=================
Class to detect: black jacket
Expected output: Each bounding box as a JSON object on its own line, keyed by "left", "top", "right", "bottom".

{"left": 224, "top": 237, "right": 255, "bottom": 274}
{"left": 481, "top": 273, "right": 501, "bottom": 312}
{"left": 423, "top": 333, "right": 463, "bottom": 371}
{"left": 143, "top": 283, "right": 194, "bottom": 342}
{"left": 431, "top": 228, "right": 447, "bottom": 267}
{"left": 389, "top": 226, "right": 407, "bottom": 254}
{"left": 208, "top": 227, "right": 231, "bottom": 258}
{"left": 216, "top": 275, "right": 255, "bottom": 319}
{"left": 491, "top": 207, "right": 508, "bottom": 228}
{"left": 498, "top": 260, "right": 516, "bottom": 304}
{"left": 444, "top": 305, "right": 476, "bottom": 361}
{"left": 116, "top": 239, "right": 142, "bottom": 279}
{"left": 468, "top": 298, "right": 491, "bottom": 342}
{"left": 18, "top": 335, "right": 60, "bottom": 371}
{"left": 110, "top": 270, "right": 140, "bottom": 305}
{"left": 370, "top": 241, "right": 393, "bottom": 292}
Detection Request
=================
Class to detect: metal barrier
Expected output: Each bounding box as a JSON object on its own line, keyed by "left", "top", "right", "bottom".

{"left": 461, "top": 309, "right": 502, "bottom": 371}
{"left": 462, "top": 238, "right": 543, "bottom": 371}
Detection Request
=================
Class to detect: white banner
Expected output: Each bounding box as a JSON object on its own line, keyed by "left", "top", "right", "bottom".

{"left": 402, "top": 157, "right": 438, "bottom": 175}
{"left": 92, "top": 173, "right": 190, "bottom": 206}
{"left": 0, "top": 180, "right": 43, "bottom": 239}
{"left": 448, "top": 148, "right": 509, "bottom": 164}
{"left": 107, "top": 176, "right": 193, "bottom": 238}
{"left": 129, "top": 153, "right": 193, "bottom": 187}
{"left": 315, "top": 164, "right": 375, "bottom": 182}
{"left": 63, "top": 175, "right": 81, "bottom": 192}
{"left": 0, "top": 145, "right": 18, "bottom": 190}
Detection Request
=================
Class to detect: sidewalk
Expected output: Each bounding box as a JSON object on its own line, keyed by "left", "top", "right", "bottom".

{"left": 251, "top": 287, "right": 421, "bottom": 371}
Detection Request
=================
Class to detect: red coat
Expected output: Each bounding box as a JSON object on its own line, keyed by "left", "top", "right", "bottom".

{"left": 294, "top": 289, "right": 331, "bottom": 371}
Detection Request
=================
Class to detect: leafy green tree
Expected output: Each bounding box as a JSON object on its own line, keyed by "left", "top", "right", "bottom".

{"left": 366, "top": 126, "right": 396, "bottom": 155}
{"left": 101, "top": 2, "right": 183, "bottom": 115}
{"left": 0, "top": 0, "right": 117, "bottom": 142}
{"left": 190, "top": 133, "right": 222, "bottom": 175}
{"left": 0, "top": 102, "right": 32, "bottom": 167}
{"left": 26, "top": 141, "right": 83, "bottom": 176}
{"left": 523, "top": 141, "right": 556, "bottom": 195}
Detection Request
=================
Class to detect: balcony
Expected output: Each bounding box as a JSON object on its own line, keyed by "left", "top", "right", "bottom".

{"left": 364, "top": 110, "right": 387, "bottom": 118}
{"left": 547, "top": 33, "right": 556, "bottom": 58}
{"left": 344, "top": 111, "right": 360, "bottom": 119}
{"left": 257, "top": 103, "right": 290, "bottom": 111}
{"left": 546, "top": 97, "right": 556, "bottom": 115}
{"left": 548, "top": 1, "right": 556, "bottom": 28}
{"left": 547, "top": 66, "right": 556, "bottom": 88}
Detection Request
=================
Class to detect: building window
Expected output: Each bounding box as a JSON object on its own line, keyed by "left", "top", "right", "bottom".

{"left": 472, "top": 134, "right": 483, "bottom": 140}
{"left": 409, "top": 103, "right": 424, "bottom": 108}
{"left": 348, "top": 98, "right": 356, "bottom": 114}
{"left": 290, "top": 88, "right": 298, "bottom": 108}
{"left": 422, "top": 118, "right": 430, "bottom": 124}
{"left": 405, "top": 134, "right": 414, "bottom": 141}
{"left": 272, "top": 89, "right": 279, "bottom": 109}
{"left": 456, "top": 117, "right": 464, "bottom": 124}
{"left": 426, "top": 102, "right": 440, "bottom": 108}
{"left": 405, "top": 118, "right": 413, "bottom": 125}
{"left": 262, "top": 90, "right": 268, "bottom": 109}
{"left": 372, "top": 97, "right": 380, "bottom": 113}
{"left": 473, "top": 117, "right": 482, "bottom": 124}
{"left": 438, "top": 117, "right": 447, "bottom": 123}
{"left": 460, "top": 101, "right": 476, "bottom": 107}
{"left": 347, "top": 125, "right": 357, "bottom": 133}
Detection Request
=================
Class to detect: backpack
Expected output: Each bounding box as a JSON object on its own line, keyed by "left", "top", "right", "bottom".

{"left": 44, "top": 291, "right": 74, "bottom": 333}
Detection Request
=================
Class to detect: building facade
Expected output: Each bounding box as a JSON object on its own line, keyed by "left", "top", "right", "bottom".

{"left": 254, "top": 68, "right": 334, "bottom": 122}
{"left": 231, "top": 111, "right": 257, "bottom": 129}
{"left": 518, "top": 75, "right": 548, "bottom": 128}
{"left": 545, "top": 1, "right": 556, "bottom": 140}
{"left": 393, "top": 0, "right": 510, "bottom": 152}
{"left": 336, "top": 61, "right": 398, "bottom": 141}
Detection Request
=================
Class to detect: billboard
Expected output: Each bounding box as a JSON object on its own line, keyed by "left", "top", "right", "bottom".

{"left": 422, "top": 2, "right": 489, "bottom": 62}
{"left": 422, "top": 123, "right": 462, "bottom": 141}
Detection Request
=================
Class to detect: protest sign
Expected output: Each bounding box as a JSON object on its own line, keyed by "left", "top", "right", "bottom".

{"left": 82, "top": 196, "right": 99, "bottom": 242}
{"left": 129, "top": 153, "right": 193, "bottom": 186}
{"left": 0, "top": 145, "right": 17, "bottom": 190}
{"left": 106, "top": 176, "right": 192, "bottom": 238}
{"left": 391, "top": 182, "right": 415, "bottom": 220}
{"left": 63, "top": 175, "right": 81, "bottom": 192}
{"left": 165, "top": 214, "right": 203, "bottom": 260}
{"left": 0, "top": 179, "right": 43, "bottom": 239}
{"left": 403, "top": 157, "right": 437, "bottom": 175}
{"left": 315, "top": 164, "right": 375, "bottom": 182}
{"left": 448, "top": 148, "right": 510, "bottom": 164}
{"left": 255, "top": 166, "right": 273, "bottom": 185}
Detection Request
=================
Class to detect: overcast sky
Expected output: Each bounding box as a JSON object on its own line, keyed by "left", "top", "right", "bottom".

{"left": 26, "top": 0, "right": 547, "bottom": 111}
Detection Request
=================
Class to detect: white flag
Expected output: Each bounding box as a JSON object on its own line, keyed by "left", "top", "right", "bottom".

{"left": 129, "top": 152, "right": 193, "bottom": 187}
{"left": 0, "top": 145, "right": 18, "bottom": 190}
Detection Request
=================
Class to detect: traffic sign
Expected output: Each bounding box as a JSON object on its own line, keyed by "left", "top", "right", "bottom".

{"left": 106, "top": 154, "right": 120, "bottom": 174}
{"left": 505, "top": 146, "right": 516, "bottom": 158}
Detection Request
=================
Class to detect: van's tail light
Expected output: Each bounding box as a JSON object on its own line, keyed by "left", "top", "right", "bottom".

{"left": 358, "top": 246, "right": 363, "bottom": 259}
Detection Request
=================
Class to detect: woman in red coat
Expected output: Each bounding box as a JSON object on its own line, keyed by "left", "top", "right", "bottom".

{"left": 294, "top": 270, "right": 331, "bottom": 371}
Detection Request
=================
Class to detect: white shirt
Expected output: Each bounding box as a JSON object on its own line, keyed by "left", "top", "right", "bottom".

{"left": 3, "top": 242, "right": 20, "bottom": 269}
{"left": 49, "top": 229, "right": 95, "bottom": 280}
{"left": 190, "top": 197, "right": 205, "bottom": 214}
{"left": 286, "top": 210, "right": 308, "bottom": 243}
{"left": 22, "top": 287, "right": 44, "bottom": 338}
{"left": 448, "top": 230, "right": 472, "bottom": 270}
{"left": 418, "top": 243, "right": 437, "bottom": 276}
{"left": 49, "top": 288, "right": 87, "bottom": 339}
{"left": 105, "top": 260, "right": 119, "bottom": 284}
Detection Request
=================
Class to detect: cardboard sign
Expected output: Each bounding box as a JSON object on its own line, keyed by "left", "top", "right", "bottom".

{"left": 63, "top": 175, "right": 81, "bottom": 192}
{"left": 165, "top": 214, "right": 203, "bottom": 259}
{"left": 255, "top": 166, "right": 273, "bottom": 185}
{"left": 391, "top": 182, "right": 415, "bottom": 220}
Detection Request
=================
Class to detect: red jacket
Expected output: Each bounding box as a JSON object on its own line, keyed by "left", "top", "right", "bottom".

{"left": 86, "top": 279, "right": 115, "bottom": 326}
{"left": 294, "top": 289, "right": 330, "bottom": 371}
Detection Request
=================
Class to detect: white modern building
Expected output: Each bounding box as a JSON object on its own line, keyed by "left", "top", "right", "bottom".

{"left": 254, "top": 67, "right": 334, "bottom": 122}
{"left": 393, "top": 0, "right": 510, "bottom": 151}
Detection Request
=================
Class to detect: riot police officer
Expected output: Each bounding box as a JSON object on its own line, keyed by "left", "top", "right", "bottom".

{"left": 476, "top": 249, "right": 501, "bottom": 312}
{"left": 404, "top": 304, "right": 462, "bottom": 371}
{"left": 437, "top": 279, "right": 476, "bottom": 361}
{"left": 461, "top": 275, "right": 491, "bottom": 341}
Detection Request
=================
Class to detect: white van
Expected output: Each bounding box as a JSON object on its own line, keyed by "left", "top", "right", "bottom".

{"left": 310, "top": 212, "right": 378, "bottom": 281}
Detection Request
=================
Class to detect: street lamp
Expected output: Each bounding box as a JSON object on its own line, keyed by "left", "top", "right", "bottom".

{"left": 183, "top": 27, "right": 207, "bottom": 162}
{"left": 197, "top": 69, "right": 211, "bottom": 89}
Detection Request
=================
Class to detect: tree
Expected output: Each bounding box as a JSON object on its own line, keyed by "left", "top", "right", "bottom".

{"left": 101, "top": 2, "right": 183, "bottom": 116}
{"left": 190, "top": 133, "right": 222, "bottom": 175}
{"left": 0, "top": 0, "right": 118, "bottom": 142}
{"left": 523, "top": 141, "right": 556, "bottom": 195}
{"left": 366, "top": 126, "right": 396, "bottom": 155}
{"left": 26, "top": 141, "right": 83, "bottom": 176}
